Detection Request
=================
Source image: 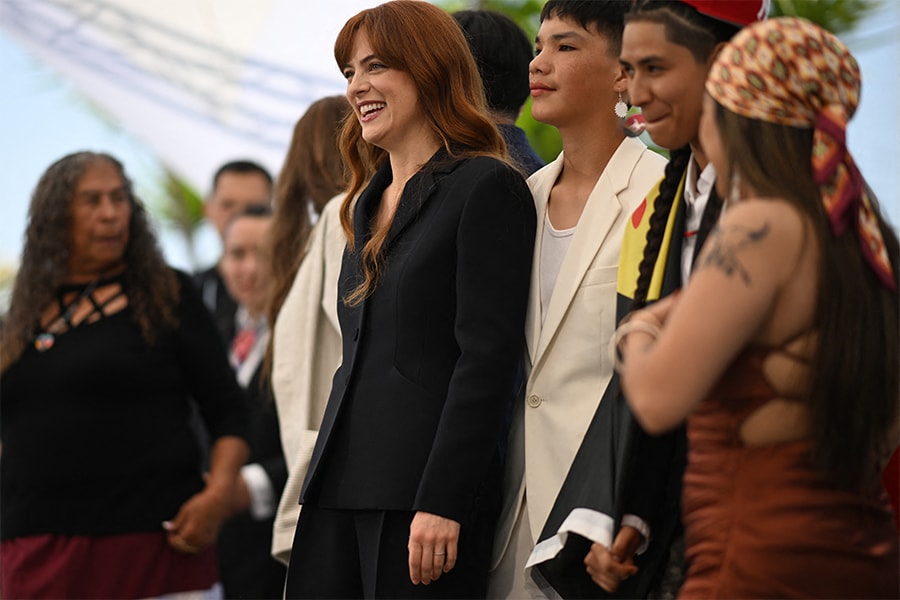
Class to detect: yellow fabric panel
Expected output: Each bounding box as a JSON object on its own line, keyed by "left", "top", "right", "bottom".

{"left": 616, "top": 172, "right": 686, "bottom": 302}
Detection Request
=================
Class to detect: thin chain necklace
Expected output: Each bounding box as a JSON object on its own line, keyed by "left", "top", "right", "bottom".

{"left": 33, "top": 277, "right": 102, "bottom": 352}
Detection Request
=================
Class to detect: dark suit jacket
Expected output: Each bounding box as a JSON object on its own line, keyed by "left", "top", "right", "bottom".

{"left": 300, "top": 150, "right": 536, "bottom": 525}
{"left": 217, "top": 364, "right": 288, "bottom": 599}
{"left": 192, "top": 265, "right": 238, "bottom": 345}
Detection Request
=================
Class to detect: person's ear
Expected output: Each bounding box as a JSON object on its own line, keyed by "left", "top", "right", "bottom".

{"left": 613, "top": 65, "right": 629, "bottom": 102}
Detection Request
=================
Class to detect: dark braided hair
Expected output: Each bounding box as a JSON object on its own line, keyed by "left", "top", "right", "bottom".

{"left": 692, "top": 179, "right": 725, "bottom": 264}
{"left": 631, "top": 146, "right": 691, "bottom": 309}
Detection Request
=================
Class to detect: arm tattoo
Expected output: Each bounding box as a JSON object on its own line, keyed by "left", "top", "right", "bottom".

{"left": 696, "top": 222, "right": 771, "bottom": 286}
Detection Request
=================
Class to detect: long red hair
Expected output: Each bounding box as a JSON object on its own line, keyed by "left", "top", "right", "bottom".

{"left": 333, "top": 0, "right": 508, "bottom": 305}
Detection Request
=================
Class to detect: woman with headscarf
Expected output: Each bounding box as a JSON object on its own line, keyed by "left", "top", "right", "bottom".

{"left": 618, "top": 17, "right": 899, "bottom": 598}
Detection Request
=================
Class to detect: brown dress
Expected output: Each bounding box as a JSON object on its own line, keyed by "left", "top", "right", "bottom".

{"left": 679, "top": 346, "right": 900, "bottom": 599}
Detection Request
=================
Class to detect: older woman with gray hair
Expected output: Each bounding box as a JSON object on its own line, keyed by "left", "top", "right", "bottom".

{"left": 0, "top": 151, "right": 250, "bottom": 599}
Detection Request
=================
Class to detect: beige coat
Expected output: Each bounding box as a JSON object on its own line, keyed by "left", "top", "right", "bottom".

{"left": 492, "top": 137, "right": 667, "bottom": 569}
{"left": 270, "top": 194, "right": 346, "bottom": 564}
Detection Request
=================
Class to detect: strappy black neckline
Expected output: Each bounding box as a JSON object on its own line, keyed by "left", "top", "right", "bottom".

{"left": 45, "top": 274, "right": 127, "bottom": 334}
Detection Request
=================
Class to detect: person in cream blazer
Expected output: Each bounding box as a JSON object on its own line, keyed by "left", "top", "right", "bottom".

{"left": 269, "top": 194, "right": 345, "bottom": 565}
{"left": 492, "top": 138, "right": 666, "bottom": 593}
{"left": 487, "top": 8, "right": 666, "bottom": 598}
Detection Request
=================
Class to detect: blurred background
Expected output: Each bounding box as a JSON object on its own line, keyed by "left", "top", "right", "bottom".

{"left": 1, "top": 0, "right": 897, "bottom": 311}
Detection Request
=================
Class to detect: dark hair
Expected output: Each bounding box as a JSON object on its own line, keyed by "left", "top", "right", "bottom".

{"left": 267, "top": 96, "right": 349, "bottom": 327}
{"left": 1, "top": 152, "right": 178, "bottom": 372}
{"left": 626, "top": 0, "right": 740, "bottom": 310}
{"left": 452, "top": 10, "right": 533, "bottom": 119}
{"left": 540, "top": 0, "right": 631, "bottom": 56}
{"left": 627, "top": 0, "right": 740, "bottom": 62}
{"left": 712, "top": 102, "right": 900, "bottom": 491}
{"left": 212, "top": 160, "right": 274, "bottom": 193}
{"left": 333, "top": 0, "right": 507, "bottom": 306}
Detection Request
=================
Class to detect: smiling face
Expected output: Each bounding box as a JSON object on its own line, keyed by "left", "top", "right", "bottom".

{"left": 67, "top": 159, "right": 132, "bottom": 280}
{"left": 530, "top": 16, "right": 624, "bottom": 131}
{"left": 619, "top": 21, "right": 713, "bottom": 151}
{"left": 220, "top": 213, "right": 272, "bottom": 318}
{"left": 342, "top": 29, "right": 431, "bottom": 155}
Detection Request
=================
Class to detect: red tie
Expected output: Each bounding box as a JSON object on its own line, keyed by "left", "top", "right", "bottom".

{"left": 231, "top": 328, "right": 256, "bottom": 365}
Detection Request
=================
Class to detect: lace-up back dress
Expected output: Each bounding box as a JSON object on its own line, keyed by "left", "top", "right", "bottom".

{"left": 678, "top": 341, "right": 899, "bottom": 599}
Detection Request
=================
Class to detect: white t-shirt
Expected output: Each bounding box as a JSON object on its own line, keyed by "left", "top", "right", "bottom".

{"left": 539, "top": 210, "right": 576, "bottom": 325}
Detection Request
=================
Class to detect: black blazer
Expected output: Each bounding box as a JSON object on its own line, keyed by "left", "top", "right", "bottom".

{"left": 300, "top": 151, "right": 536, "bottom": 525}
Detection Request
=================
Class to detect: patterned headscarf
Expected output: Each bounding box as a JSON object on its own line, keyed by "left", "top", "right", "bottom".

{"left": 706, "top": 17, "right": 895, "bottom": 291}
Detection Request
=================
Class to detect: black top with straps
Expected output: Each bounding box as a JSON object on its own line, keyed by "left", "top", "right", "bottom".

{"left": 0, "top": 269, "right": 249, "bottom": 540}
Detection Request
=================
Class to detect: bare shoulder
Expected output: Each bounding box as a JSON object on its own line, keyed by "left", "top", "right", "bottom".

{"left": 723, "top": 197, "right": 806, "bottom": 230}
{"left": 696, "top": 197, "right": 810, "bottom": 286}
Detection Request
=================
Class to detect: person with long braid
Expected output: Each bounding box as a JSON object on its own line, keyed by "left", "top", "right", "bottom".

{"left": 582, "top": 1, "right": 766, "bottom": 595}
{"left": 618, "top": 17, "right": 899, "bottom": 597}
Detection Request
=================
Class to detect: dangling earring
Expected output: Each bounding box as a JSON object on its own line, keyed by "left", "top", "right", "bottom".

{"left": 614, "top": 92, "right": 628, "bottom": 119}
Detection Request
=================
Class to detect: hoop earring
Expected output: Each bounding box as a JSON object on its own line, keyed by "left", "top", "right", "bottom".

{"left": 614, "top": 92, "right": 628, "bottom": 119}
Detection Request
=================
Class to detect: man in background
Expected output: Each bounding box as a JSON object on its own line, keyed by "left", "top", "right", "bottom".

{"left": 193, "top": 160, "right": 273, "bottom": 342}
{"left": 217, "top": 205, "right": 287, "bottom": 599}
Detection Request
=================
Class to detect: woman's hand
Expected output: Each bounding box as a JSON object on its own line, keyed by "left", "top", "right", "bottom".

{"left": 163, "top": 435, "right": 248, "bottom": 554}
{"left": 408, "top": 511, "right": 460, "bottom": 585}
{"left": 163, "top": 482, "right": 234, "bottom": 554}
{"left": 584, "top": 526, "right": 642, "bottom": 592}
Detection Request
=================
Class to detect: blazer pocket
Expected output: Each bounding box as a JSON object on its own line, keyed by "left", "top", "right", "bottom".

{"left": 581, "top": 265, "right": 618, "bottom": 287}
{"left": 392, "top": 364, "right": 443, "bottom": 405}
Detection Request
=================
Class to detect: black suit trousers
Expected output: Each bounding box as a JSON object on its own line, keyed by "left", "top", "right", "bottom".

{"left": 285, "top": 504, "right": 495, "bottom": 599}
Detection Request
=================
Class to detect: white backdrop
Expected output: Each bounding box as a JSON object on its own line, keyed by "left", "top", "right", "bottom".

{"left": 0, "top": 0, "right": 368, "bottom": 190}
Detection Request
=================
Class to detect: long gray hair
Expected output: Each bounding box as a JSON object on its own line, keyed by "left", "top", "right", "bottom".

{"left": 1, "top": 151, "right": 178, "bottom": 372}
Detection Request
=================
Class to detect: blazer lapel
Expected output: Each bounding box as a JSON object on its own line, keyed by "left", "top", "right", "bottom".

{"left": 340, "top": 172, "right": 388, "bottom": 380}
{"left": 377, "top": 148, "right": 456, "bottom": 252}
{"left": 384, "top": 169, "right": 439, "bottom": 249}
{"left": 345, "top": 150, "right": 458, "bottom": 353}
{"left": 525, "top": 156, "right": 563, "bottom": 367}
{"left": 352, "top": 166, "right": 388, "bottom": 250}
{"left": 532, "top": 138, "right": 645, "bottom": 369}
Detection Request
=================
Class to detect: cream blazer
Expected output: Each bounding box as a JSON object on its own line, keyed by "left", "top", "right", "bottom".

{"left": 270, "top": 194, "right": 346, "bottom": 564}
{"left": 492, "top": 137, "right": 667, "bottom": 568}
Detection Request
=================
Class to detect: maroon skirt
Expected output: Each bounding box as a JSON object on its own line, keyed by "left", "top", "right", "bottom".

{"left": 1, "top": 531, "right": 219, "bottom": 599}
